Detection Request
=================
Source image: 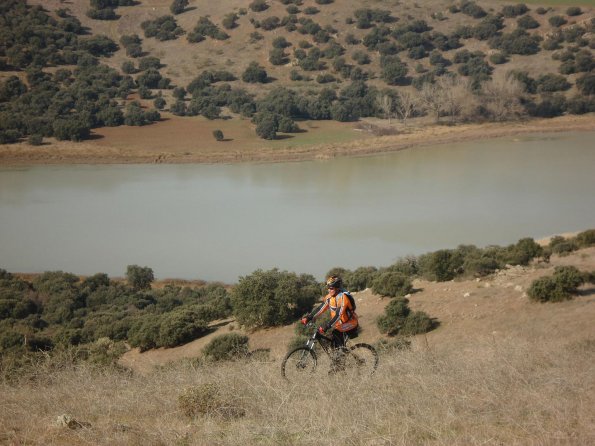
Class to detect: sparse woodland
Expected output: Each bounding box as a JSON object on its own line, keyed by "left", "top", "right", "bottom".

{"left": 0, "top": 0, "right": 594, "bottom": 144}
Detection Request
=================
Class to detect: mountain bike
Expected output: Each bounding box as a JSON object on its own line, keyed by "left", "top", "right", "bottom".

{"left": 281, "top": 323, "right": 378, "bottom": 382}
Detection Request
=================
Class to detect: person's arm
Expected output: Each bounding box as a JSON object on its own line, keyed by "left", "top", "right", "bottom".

{"left": 306, "top": 297, "right": 329, "bottom": 322}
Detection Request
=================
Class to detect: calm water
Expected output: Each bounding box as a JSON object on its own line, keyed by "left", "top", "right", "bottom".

{"left": 1, "top": 132, "right": 594, "bottom": 283}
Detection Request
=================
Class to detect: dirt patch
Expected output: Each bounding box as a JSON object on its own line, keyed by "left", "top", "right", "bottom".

{"left": 1, "top": 114, "right": 594, "bottom": 166}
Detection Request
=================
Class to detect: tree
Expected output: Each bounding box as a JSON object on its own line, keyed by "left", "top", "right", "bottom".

{"left": 230, "top": 269, "right": 319, "bottom": 328}
{"left": 381, "top": 57, "right": 409, "bottom": 86}
{"left": 255, "top": 113, "right": 278, "bottom": 139}
{"left": 126, "top": 265, "right": 154, "bottom": 291}
{"left": 376, "top": 92, "right": 394, "bottom": 124}
{"left": 481, "top": 73, "right": 525, "bottom": 121}
{"left": 170, "top": 0, "right": 188, "bottom": 15}
{"left": 242, "top": 62, "right": 268, "bottom": 83}
{"left": 394, "top": 89, "right": 416, "bottom": 123}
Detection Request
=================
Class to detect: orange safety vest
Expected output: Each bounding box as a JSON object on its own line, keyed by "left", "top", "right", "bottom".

{"left": 311, "top": 291, "right": 358, "bottom": 332}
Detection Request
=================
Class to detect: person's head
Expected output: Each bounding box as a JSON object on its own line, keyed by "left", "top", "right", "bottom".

{"left": 326, "top": 275, "right": 342, "bottom": 296}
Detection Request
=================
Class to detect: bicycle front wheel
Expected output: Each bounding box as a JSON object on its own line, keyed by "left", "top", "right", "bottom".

{"left": 345, "top": 343, "right": 379, "bottom": 376}
{"left": 281, "top": 347, "right": 317, "bottom": 382}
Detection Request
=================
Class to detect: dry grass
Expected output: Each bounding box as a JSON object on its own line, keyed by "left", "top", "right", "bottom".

{"left": 1, "top": 336, "right": 594, "bottom": 445}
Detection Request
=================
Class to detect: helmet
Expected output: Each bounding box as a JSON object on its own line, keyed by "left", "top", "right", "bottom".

{"left": 326, "top": 275, "right": 342, "bottom": 289}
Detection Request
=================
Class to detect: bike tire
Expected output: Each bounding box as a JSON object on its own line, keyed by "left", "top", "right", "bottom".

{"left": 281, "top": 347, "right": 317, "bottom": 382}
{"left": 346, "top": 343, "right": 379, "bottom": 375}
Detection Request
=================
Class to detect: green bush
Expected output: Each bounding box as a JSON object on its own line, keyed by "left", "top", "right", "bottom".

{"left": 576, "top": 229, "right": 595, "bottom": 247}
{"left": 377, "top": 297, "right": 435, "bottom": 336}
{"left": 231, "top": 269, "right": 319, "bottom": 328}
{"left": 346, "top": 266, "right": 379, "bottom": 291}
{"left": 566, "top": 7, "right": 582, "bottom": 17}
{"left": 528, "top": 266, "right": 585, "bottom": 302}
{"left": 242, "top": 62, "right": 268, "bottom": 83}
{"left": 203, "top": 333, "right": 249, "bottom": 361}
{"left": 549, "top": 236, "right": 578, "bottom": 256}
{"left": 517, "top": 15, "right": 539, "bottom": 30}
{"left": 170, "top": 0, "right": 188, "bottom": 15}
{"left": 418, "top": 249, "right": 462, "bottom": 281}
{"left": 376, "top": 297, "right": 410, "bottom": 335}
{"left": 126, "top": 265, "right": 154, "bottom": 291}
{"left": 401, "top": 311, "right": 434, "bottom": 336}
{"left": 127, "top": 315, "right": 161, "bottom": 351}
{"left": 158, "top": 307, "right": 208, "bottom": 348}
{"left": 504, "top": 238, "right": 543, "bottom": 266}
{"left": 371, "top": 272, "right": 413, "bottom": 297}
{"left": 213, "top": 129, "right": 224, "bottom": 141}
{"left": 548, "top": 15, "right": 567, "bottom": 28}
{"left": 249, "top": 0, "right": 269, "bottom": 13}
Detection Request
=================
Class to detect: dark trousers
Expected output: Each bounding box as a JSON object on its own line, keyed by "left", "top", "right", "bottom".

{"left": 331, "top": 327, "right": 358, "bottom": 349}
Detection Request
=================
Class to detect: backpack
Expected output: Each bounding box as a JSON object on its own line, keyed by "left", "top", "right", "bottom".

{"left": 343, "top": 291, "right": 356, "bottom": 313}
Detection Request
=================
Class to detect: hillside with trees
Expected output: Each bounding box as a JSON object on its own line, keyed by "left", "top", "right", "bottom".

{"left": 0, "top": 0, "right": 593, "bottom": 147}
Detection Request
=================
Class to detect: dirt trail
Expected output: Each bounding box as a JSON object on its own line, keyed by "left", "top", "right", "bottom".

{"left": 119, "top": 247, "right": 595, "bottom": 375}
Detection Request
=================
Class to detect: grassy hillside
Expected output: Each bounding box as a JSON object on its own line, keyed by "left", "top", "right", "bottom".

{"left": 1, "top": 245, "right": 594, "bottom": 445}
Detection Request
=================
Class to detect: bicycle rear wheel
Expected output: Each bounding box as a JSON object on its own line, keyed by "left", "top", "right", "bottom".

{"left": 281, "top": 347, "right": 317, "bottom": 382}
{"left": 345, "top": 343, "right": 378, "bottom": 376}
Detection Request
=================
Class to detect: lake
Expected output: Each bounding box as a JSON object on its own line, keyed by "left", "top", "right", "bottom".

{"left": 1, "top": 131, "right": 594, "bottom": 283}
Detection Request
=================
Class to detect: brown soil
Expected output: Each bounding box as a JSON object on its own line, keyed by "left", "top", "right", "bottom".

{"left": 120, "top": 246, "right": 595, "bottom": 375}
{"left": 1, "top": 114, "right": 594, "bottom": 166}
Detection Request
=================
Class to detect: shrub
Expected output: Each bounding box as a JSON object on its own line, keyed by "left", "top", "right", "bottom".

{"left": 255, "top": 113, "right": 278, "bottom": 139}
{"left": 549, "top": 236, "right": 579, "bottom": 256}
{"left": 536, "top": 73, "right": 571, "bottom": 93}
{"left": 548, "top": 15, "right": 567, "bottom": 28}
{"left": 576, "top": 229, "right": 595, "bottom": 247}
{"left": 277, "top": 116, "right": 299, "bottom": 132}
{"left": 141, "top": 15, "right": 184, "bottom": 41}
{"left": 489, "top": 52, "right": 508, "bottom": 64}
{"left": 170, "top": 0, "right": 188, "bottom": 15}
{"left": 517, "top": 15, "right": 539, "bottom": 30}
{"left": 418, "top": 249, "right": 462, "bottom": 281}
{"left": 460, "top": 1, "right": 487, "bottom": 19}
{"left": 528, "top": 266, "right": 585, "bottom": 302}
{"left": 52, "top": 118, "right": 91, "bottom": 141}
{"left": 203, "top": 333, "right": 249, "bottom": 361}
{"left": 505, "top": 237, "right": 543, "bottom": 266}
{"left": 401, "top": 311, "right": 434, "bottom": 336}
{"left": 126, "top": 265, "right": 154, "bottom": 290}
{"left": 381, "top": 57, "right": 409, "bottom": 85}
{"left": 346, "top": 266, "right": 378, "bottom": 291}
{"left": 371, "top": 272, "right": 413, "bottom": 297}
{"left": 230, "top": 269, "right": 319, "bottom": 328}
{"left": 242, "top": 62, "right": 268, "bottom": 83}
{"left": 28, "top": 134, "right": 43, "bottom": 145}
{"left": 576, "top": 73, "right": 595, "bottom": 95}
{"left": 249, "top": 0, "right": 269, "bottom": 12}
{"left": 566, "top": 7, "right": 582, "bottom": 17}
{"left": 502, "top": 4, "right": 529, "bottom": 18}
{"left": 179, "top": 383, "right": 245, "bottom": 419}
{"left": 376, "top": 297, "right": 410, "bottom": 335}
{"left": 213, "top": 129, "right": 224, "bottom": 141}
{"left": 158, "top": 308, "right": 208, "bottom": 348}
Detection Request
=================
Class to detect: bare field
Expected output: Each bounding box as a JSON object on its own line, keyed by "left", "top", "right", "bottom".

{"left": 1, "top": 114, "right": 594, "bottom": 165}
{"left": 2, "top": 248, "right": 594, "bottom": 445}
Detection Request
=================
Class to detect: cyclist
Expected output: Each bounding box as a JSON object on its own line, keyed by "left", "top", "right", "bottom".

{"left": 301, "top": 275, "right": 358, "bottom": 349}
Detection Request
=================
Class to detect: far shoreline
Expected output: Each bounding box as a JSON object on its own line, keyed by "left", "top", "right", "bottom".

{"left": 0, "top": 114, "right": 594, "bottom": 167}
